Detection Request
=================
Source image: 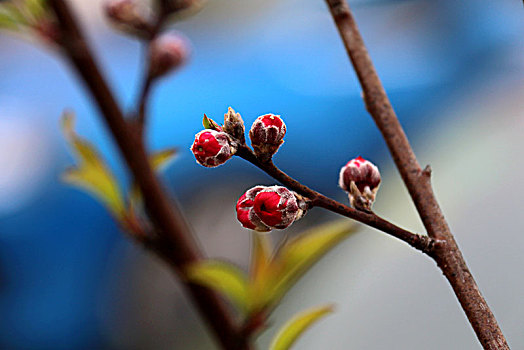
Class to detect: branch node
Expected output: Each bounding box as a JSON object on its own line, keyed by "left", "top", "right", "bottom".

{"left": 422, "top": 164, "right": 432, "bottom": 178}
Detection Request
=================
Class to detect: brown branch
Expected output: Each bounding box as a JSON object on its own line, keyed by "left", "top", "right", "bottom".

{"left": 324, "top": 0, "right": 509, "bottom": 348}
{"left": 236, "top": 146, "right": 434, "bottom": 254}
{"left": 47, "top": 1, "right": 251, "bottom": 349}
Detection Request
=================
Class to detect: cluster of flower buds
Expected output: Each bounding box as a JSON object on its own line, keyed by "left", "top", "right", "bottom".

{"left": 249, "top": 114, "right": 286, "bottom": 161}
{"left": 339, "top": 156, "right": 381, "bottom": 210}
{"left": 236, "top": 185, "right": 307, "bottom": 232}
{"left": 191, "top": 108, "right": 287, "bottom": 167}
{"left": 148, "top": 31, "right": 190, "bottom": 79}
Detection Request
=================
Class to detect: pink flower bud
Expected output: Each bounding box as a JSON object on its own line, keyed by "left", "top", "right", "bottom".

{"left": 339, "top": 156, "right": 381, "bottom": 209}
{"left": 191, "top": 130, "right": 236, "bottom": 167}
{"left": 236, "top": 186, "right": 270, "bottom": 232}
{"left": 249, "top": 114, "right": 286, "bottom": 160}
{"left": 149, "top": 32, "right": 190, "bottom": 78}
{"left": 104, "top": 0, "right": 151, "bottom": 35}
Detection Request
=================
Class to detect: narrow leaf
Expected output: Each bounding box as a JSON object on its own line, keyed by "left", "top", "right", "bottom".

{"left": 185, "top": 260, "right": 250, "bottom": 313}
{"left": 248, "top": 232, "right": 274, "bottom": 311}
{"left": 266, "top": 221, "right": 357, "bottom": 307}
{"left": 269, "top": 304, "right": 334, "bottom": 350}
{"left": 202, "top": 113, "right": 221, "bottom": 130}
{"left": 128, "top": 147, "right": 178, "bottom": 210}
{"left": 150, "top": 147, "right": 178, "bottom": 170}
{"left": 61, "top": 112, "right": 126, "bottom": 220}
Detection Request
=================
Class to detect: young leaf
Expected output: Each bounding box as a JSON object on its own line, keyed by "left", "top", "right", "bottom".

{"left": 128, "top": 147, "right": 178, "bottom": 209}
{"left": 61, "top": 113, "right": 127, "bottom": 220}
{"left": 150, "top": 148, "right": 178, "bottom": 170}
{"left": 269, "top": 304, "right": 334, "bottom": 350}
{"left": 202, "top": 114, "right": 221, "bottom": 130}
{"left": 248, "top": 232, "right": 274, "bottom": 311}
{"left": 185, "top": 260, "right": 250, "bottom": 313}
{"left": 266, "top": 221, "right": 357, "bottom": 307}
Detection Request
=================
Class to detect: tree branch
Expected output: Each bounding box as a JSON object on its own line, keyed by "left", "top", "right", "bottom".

{"left": 48, "top": 1, "right": 250, "bottom": 349}
{"left": 236, "top": 146, "right": 434, "bottom": 254}
{"left": 324, "top": 0, "right": 509, "bottom": 348}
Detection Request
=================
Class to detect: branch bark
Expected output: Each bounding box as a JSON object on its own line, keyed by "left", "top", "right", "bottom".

{"left": 324, "top": 0, "right": 509, "bottom": 348}
{"left": 48, "top": 1, "right": 250, "bottom": 349}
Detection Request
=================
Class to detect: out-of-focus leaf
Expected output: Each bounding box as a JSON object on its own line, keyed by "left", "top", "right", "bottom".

{"left": 0, "top": 4, "right": 24, "bottom": 29}
{"left": 25, "top": 0, "right": 46, "bottom": 19}
{"left": 61, "top": 112, "right": 127, "bottom": 220}
{"left": 150, "top": 147, "right": 178, "bottom": 170}
{"left": 266, "top": 221, "right": 357, "bottom": 306}
{"left": 269, "top": 304, "right": 334, "bottom": 350}
{"left": 185, "top": 260, "right": 250, "bottom": 313}
{"left": 128, "top": 147, "right": 178, "bottom": 209}
{"left": 1, "top": 3, "right": 27, "bottom": 24}
{"left": 248, "top": 232, "right": 273, "bottom": 311}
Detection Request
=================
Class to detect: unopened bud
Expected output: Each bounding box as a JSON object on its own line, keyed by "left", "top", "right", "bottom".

{"left": 104, "top": 0, "right": 151, "bottom": 36}
{"left": 149, "top": 31, "right": 190, "bottom": 78}
{"left": 191, "top": 130, "right": 236, "bottom": 167}
{"left": 222, "top": 107, "right": 245, "bottom": 142}
{"left": 249, "top": 114, "right": 286, "bottom": 161}
{"left": 236, "top": 185, "right": 306, "bottom": 231}
{"left": 339, "top": 156, "right": 381, "bottom": 210}
{"left": 236, "top": 186, "right": 271, "bottom": 232}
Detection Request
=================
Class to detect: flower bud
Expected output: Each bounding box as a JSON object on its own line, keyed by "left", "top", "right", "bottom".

{"left": 253, "top": 186, "right": 304, "bottom": 229}
{"left": 104, "top": 0, "right": 151, "bottom": 36}
{"left": 339, "top": 156, "right": 381, "bottom": 210}
{"left": 249, "top": 114, "right": 286, "bottom": 161}
{"left": 191, "top": 130, "right": 236, "bottom": 167}
{"left": 148, "top": 31, "right": 190, "bottom": 78}
{"left": 222, "top": 107, "right": 245, "bottom": 142}
{"left": 236, "top": 185, "right": 307, "bottom": 231}
{"left": 236, "top": 186, "right": 271, "bottom": 232}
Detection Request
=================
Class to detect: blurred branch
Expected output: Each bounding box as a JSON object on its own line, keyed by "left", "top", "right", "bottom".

{"left": 324, "top": 0, "right": 509, "bottom": 348}
{"left": 47, "top": 1, "right": 251, "bottom": 349}
{"left": 236, "top": 146, "right": 434, "bottom": 253}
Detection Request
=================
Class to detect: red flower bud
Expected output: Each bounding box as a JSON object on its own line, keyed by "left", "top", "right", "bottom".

{"left": 339, "top": 156, "right": 381, "bottom": 209}
{"left": 236, "top": 185, "right": 307, "bottom": 231}
{"left": 191, "top": 130, "right": 236, "bottom": 167}
{"left": 236, "top": 186, "right": 270, "bottom": 232}
{"left": 254, "top": 186, "right": 301, "bottom": 229}
{"left": 249, "top": 114, "right": 286, "bottom": 160}
{"left": 149, "top": 32, "right": 190, "bottom": 78}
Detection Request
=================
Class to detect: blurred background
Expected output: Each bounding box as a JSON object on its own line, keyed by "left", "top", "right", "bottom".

{"left": 0, "top": 0, "right": 523, "bottom": 348}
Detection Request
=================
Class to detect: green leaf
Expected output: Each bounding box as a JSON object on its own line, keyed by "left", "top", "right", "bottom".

{"left": 266, "top": 221, "right": 357, "bottom": 307}
{"left": 202, "top": 113, "right": 221, "bottom": 130}
{"left": 185, "top": 260, "right": 250, "bottom": 313}
{"left": 269, "top": 304, "right": 334, "bottom": 350}
{"left": 150, "top": 147, "right": 178, "bottom": 170}
{"left": 128, "top": 147, "right": 178, "bottom": 210}
{"left": 0, "top": 5, "right": 23, "bottom": 29}
{"left": 61, "top": 112, "right": 127, "bottom": 221}
{"left": 248, "top": 232, "right": 274, "bottom": 311}
{"left": 25, "top": 0, "right": 47, "bottom": 19}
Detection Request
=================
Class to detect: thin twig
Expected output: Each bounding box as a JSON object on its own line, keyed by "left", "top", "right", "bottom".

{"left": 47, "top": 1, "right": 251, "bottom": 349}
{"left": 236, "top": 146, "right": 434, "bottom": 254}
{"left": 324, "top": 0, "right": 509, "bottom": 348}
{"left": 136, "top": 65, "right": 154, "bottom": 129}
{"left": 135, "top": 7, "right": 169, "bottom": 130}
